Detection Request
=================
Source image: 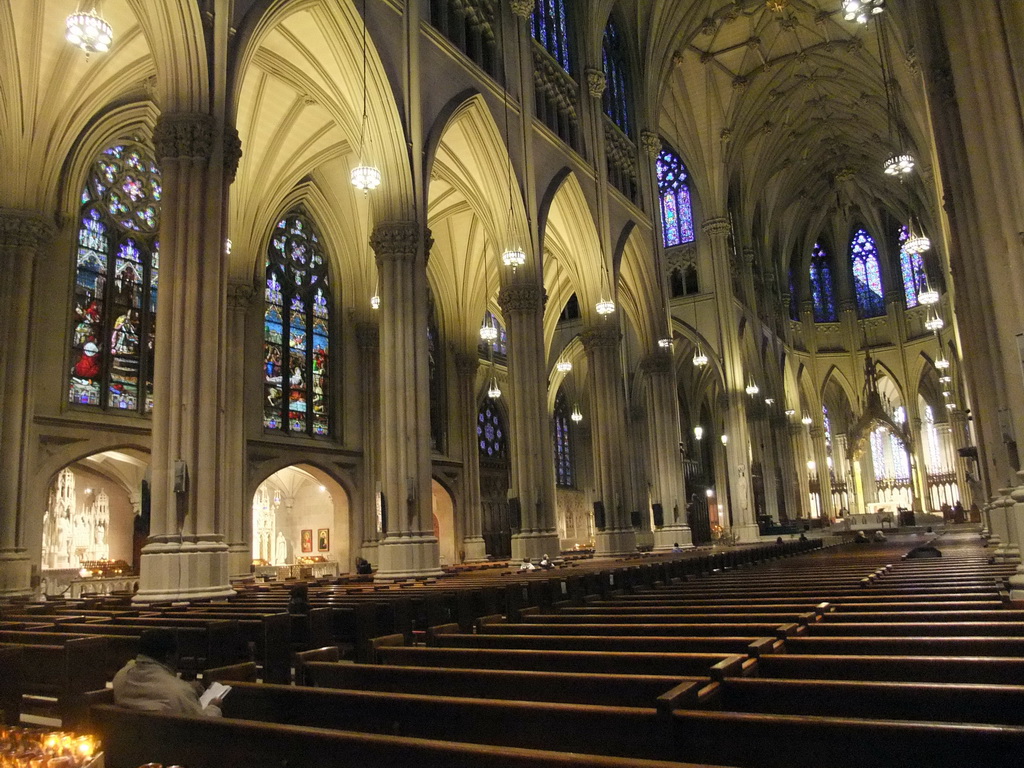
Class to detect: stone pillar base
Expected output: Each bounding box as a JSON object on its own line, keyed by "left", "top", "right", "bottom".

{"left": 594, "top": 528, "right": 637, "bottom": 557}
{"left": 653, "top": 525, "right": 693, "bottom": 551}
{"left": 374, "top": 533, "right": 442, "bottom": 581}
{"left": 994, "top": 544, "right": 1021, "bottom": 564}
{"left": 0, "top": 549, "right": 32, "bottom": 596}
{"left": 462, "top": 536, "right": 488, "bottom": 563}
{"left": 1009, "top": 566, "right": 1024, "bottom": 602}
{"left": 227, "top": 543, "right": 252, "bottom": 579}
{"left": 733, "top": 524, "right": 762, "bottom": 544}
{"left": 360, "top": 540, "right": 380, "bottom": 567}
{"left": 511, "top": 531, "right": 561, "bottom": 562}
{"left": 134, "top": 541, "right": 233, "bottom": 603}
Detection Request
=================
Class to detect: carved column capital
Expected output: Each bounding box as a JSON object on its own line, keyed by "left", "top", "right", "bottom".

{"left": 509, "top": 0, "right": 534, "bottom": 18}
{"left": 153, "top": 113, "right": 216, "bottom": 161}
{"left": 355, "top": 322, "right": 379, "bottom": 349}
{"left": 0, "top": 208, "right": 55, "bottom": 248}
{"left": 585, "top": 68, "right": 607, "bottom": 98}
{"left": 640, "top": 131, "right": 662, "bottom": 159}
{"left": 838, "top": 298, "right": 858, "bottom": 313}
{"left": 701, "top": 217, "right": 731, "bottom": 237}
{"left": 223, "top": 125, "right": 243, "bottom": 181}
{"left": 498, "top": 283, "right": 542, "bottom": 314}
{"left": 581, "top": 326, "right": 620, "bottom": 351}
{"left": 809, "top": 426, "right": 824, "bottom": 440}
{"left": 226, "top": 281, "right": 256, "bottom": 310}
{"left": 370, "top": 221, "right": 423, "bottom": 263}
{"left": 454, "top": 351, "right": 480, "bottom": 377}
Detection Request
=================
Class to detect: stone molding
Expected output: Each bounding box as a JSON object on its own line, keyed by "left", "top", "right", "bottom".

{"left": 0, "top": 208, "right": 55, "bottom": 248}
{"left": 701, "top": 217, "right": 731, "bottom": 236}
{"left": 509, "top": 0, "right": 534, "bottom": 18}
{"left": 153, "top": 113, "right": 216, "bottom": 161}
{"left": 640, "top": 130, "right": 662, "bottom": 159}
{"left": 838, "top": 298, "right": 858, "bottom": 313}
{"left": 585, "top": 68, "right": 607, "bottom": 98}
{"left": 370, "top": 221, "right": 423, "bottom": 263}
{"left": 355, "top": 322, "right": 380, "bottom": 349}
{"left": 225, "top": 281, "right": 256, "bottom": 310}
{"left": 581, "top": 326, "right": 620, "bottom": 351}
{"left": 454, "top": 351, "right": 480, "bottom": 376}
{"left": 498, "top": 283, "right": 542, "bottom": 313}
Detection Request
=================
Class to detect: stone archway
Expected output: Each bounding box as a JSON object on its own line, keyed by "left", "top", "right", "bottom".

{"left": 431, "top": 479, "right": 457, "bottom": 566}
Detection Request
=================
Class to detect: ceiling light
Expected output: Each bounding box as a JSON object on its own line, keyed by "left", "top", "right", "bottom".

{"left": 596, "top": 298, "right": 615, "bottom": 316}
{"left": 658, "top": 338, "right": 673, "bottom": 349}
{"left": 556, "top": 359, "right": 573, "bottom": 373}
{"left": 692, "top": 346, "right": 708, "bottom": 367}
{"left": 721, "top": 434, "right": 729, "bottom": 445}
{"left": 66, "top": 9, "right": 113, "bottom": 54}
{"left": 487, "top": 377, "right": 501, "bottom": 399}
{"left": 935, "top": 357, "right": 950, "bottom": 370}
{"left": 351, "top": 165, "right": 382, "bottom": 191}
{"left": 925, "top": 312, "right": 944, "bottom": 332}
{"left": 571, "top": 404, "right": 583, "bottom": 423}
{"left": 502, "top": 247, "right": 526, "bottom": 269}
{"left": 883, "top": 153, "right": 915, "bottom": 176}
{"left": 745, "top": 381, "right": 760, "bottom": 396}
{"left": 785, "top": 409, "right": 796, "bottom": 417}
{"left": 801, "top": 415, "right": 812, "bottom": 425}
{"left": 480, "top": 317, "right": 498, "bottom": 342}
{"left": 370, "top": 292, "right": 380, "bottom": 310}
{"left": 693, "top": 426, "right": 704, "bottom": 441}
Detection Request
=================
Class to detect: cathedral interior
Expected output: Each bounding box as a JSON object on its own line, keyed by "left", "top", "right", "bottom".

{"left": 0, "top": 0, "right": 1022, "bottom": 602}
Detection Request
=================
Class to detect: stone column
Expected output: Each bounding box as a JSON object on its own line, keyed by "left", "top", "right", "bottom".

{"left": 0, "top": 209, "right": 54, "bottom": 595}
{"left": 645, "top": 351, "right": 692, "bottom": 550}
{"left": 224, "top": 280, "right": 255, "bottom": 577}
{"left": 454, "top": 352, "right": 487, "bottom": 562}
{"left": 135, "top": 115, "right": 240, "bottom": 602}
{"left": 498, "top": 283, "right": 560, "bottom": 560}
{"left": 949, "top": 410, "right": 972, "bottom": 507}
{"left": 787, "top": 423, "right": 811, "bottom": 519}
{"left": 703, "top": 217, "right": 759, "bottom": 542}
{"left": 355, "top": 322, "right": 381, "bottom": 564}
{"left": 583, "top": 324, "right": 635, "bottom": 555}
{"left": 809, "top": 426, "right": 835, "bottom": 520}
{"left": 992, "top": 489, "right": 1019, "bottom": 563}
{"left": 908, "top": 414, "right": 931, "bottom": 514}
{"left": 370, "top": 222, "right": 440, "bottom": 579}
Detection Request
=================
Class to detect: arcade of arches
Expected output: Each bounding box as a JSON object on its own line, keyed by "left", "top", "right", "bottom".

{"left": 3, "top": 0, "right": 1024, "bottom": 600}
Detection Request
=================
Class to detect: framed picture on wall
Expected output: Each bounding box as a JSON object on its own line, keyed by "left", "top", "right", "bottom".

{"left": 317, "top": 528, "right": 330, "bottom": 552}
{"left": 301, "top": 529, "right": 313, "bottom": 553}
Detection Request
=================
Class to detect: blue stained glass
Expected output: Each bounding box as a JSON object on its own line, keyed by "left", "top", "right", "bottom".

{"left": 530, "top": 0, "right": 570, "bottom": 72}
{"left": 264, "top": 211, "right": 331, "bottom": 436}
{"left": 656, "top": 148, "right": 695, "bottom": 247}
{"left": 553, "top": 393, "right": 575, "bottom": 487}
{"left": 809, "top": 242, "right": 837, "bottom": 322}
{"left": 897, "top": 225, "right": 925, "bottom": 309}
{"left": 851, "top": 228, "right": 885, "bottom": 317}
{"left": 477, "top": 403, "right": 506, "bottom": 458}
{"left": 602, "top": 21, "right": 631, "bottom": 135}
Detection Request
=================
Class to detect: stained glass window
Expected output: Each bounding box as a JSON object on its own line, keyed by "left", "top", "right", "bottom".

{"left": 655, "top": 147, "right": 695, "bottom": 247}
{"left": 601, "top": 20, "right": 631, "bottom": 136}
{"left": 898, "top": 225, "right": 926, "bottom": 309}
{"left": 530, "top": 0, "right": 570, "bottom": 72}
{"left": 850, "top": 228, "right": 885, "bottom": 318}
{"left": 263, "top": 212, "right": 330, "bottom": 436}
{"left": 871, "top": 429, "right": 887, "bottom": 482}
{"left": 809, "top": 242, "right": 837, "bottom": 322}
{"left": 477, "top": 402, "right": 506, "bottom": 458}
{"left": 553, "top": 392, "right": 575, "bottom": 487}
{"left": 69, "top": 142, "right": 161, "bottom": 413}
{"left": 477, "top": 310, "right": 508, "bottom": 359}
{"left": 892, "top": 434, "right": 911, "bottom": 481}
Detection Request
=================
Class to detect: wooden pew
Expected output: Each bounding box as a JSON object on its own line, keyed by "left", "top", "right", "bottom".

{"left": 691, "top": 677, "right": 1024, "bottom": 726}
{"left": 430, "top": 630, "right": 774, "bottom": 655}
{"left": 805, "top": 620, "right": 1024, "bottom": 636}
{"left": 753, "top": 652, "right": 1024, "bottom": 684}
{"left": 375, "top": 644, "right": 746, "bottom": 678}
{"left": 305, "top": 662, "right": 693, "bottom": 708}
{"left": 664, "top": 708, "right": 1024, "bottom": 768}
{"left": 784, "top": 635, "right": 1024, "bottom": 656}
{"left": 0, "top": 636, "right": 108, "bottom": 725}
{"left": 218, "top": 681, "right": 678, "bottom": 761}
{"left": 90, "top": 705, "right": 710, "bottom": 768}
{"left": 0, "top": 645, "right": 24, "bottom": 724}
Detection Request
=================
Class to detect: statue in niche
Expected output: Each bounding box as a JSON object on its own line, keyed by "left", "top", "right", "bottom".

{"left": 275, "top": 531, "right": 288, "bottom": 565}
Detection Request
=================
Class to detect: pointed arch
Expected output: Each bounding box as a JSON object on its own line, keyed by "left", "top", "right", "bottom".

{"left": 809, "top": 241, "right": 837, "bottom": 322}
{"left": 617, "top": 224, "right": 662, "bottom": 351}
{"left": 655, "top": 143, "right": 696, "bottom": 248}
{"left": 850, "top": 227, "right": 885, "bottom": 317}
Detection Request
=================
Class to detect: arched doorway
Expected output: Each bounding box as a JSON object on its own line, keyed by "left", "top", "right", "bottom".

{"left": 431, "top": 479, "right": 457, "bottom": 565}
{"left": 251, "top": 465, "right": 350, "bottom": 570}
{"left": 40, "top": 449, "right": 149, "bottom": 596}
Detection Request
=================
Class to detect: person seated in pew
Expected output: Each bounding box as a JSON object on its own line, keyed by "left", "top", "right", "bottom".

{"left": 538, "top": 554, "right": 554, "bottom": 570}
{"left": 518, "top": 557, "right": 536, "bottom": 572}
{"left": 873, "top": 530, "right": 888, "bottom": 542}
{"left": 798, "top": 533, "right": 808, "bottom": 542}
{"left": 288, "top": 583, "right": 311, "bottom": 614}
{"left": 854, "top": 530, "right": 869, "bottom": 544}
{"left": 672, "top": 542, "right": 683, "bottom": 553}
{"left": 355, "top": 557, "right": 374, "bottom": 575}
{"left": 112, "top": 629, "right": 225, "bottom": 718}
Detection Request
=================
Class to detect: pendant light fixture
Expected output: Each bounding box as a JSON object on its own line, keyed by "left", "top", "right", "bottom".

{"left": 556, "top": 359, "right": 573, "bottom": 374}
{"left": 745, "top": 379, "right": 760, "bottom": 397}
{"left": 877, "top": 15, "right": 915, "bottom": 178}
{"left": 351, "top": 0, "right": 381, "bottom": 192}
{"left": 480, "top": 312, "right": 498, "bottom": 342}
{"left": 843, "top": 0, "right": 884, "bottom": 24}
{"left": 66, "top": 6, "right": 113, "bottom": 55}
{"left": 487, "top": 375, "right": 502, "bottom": 399}
{"left": 570, "top": 404, "right": 583, "bottom": 423}
{"left": 499, "top": 5, "right": 526, "bottom": 271}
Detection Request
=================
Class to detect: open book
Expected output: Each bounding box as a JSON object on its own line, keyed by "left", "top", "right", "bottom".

{"left": 200, "top": 681, "right": 232, "bottom": 708}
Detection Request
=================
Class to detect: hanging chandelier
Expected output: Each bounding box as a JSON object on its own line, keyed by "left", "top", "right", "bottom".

{"left": 917, "top": 279, "right": 939, "bottom": 306}
{"left": 693, "top": 425, "right": 704, "bottom": 440}
{"left": 479, "top": 314, "right": 498, "bottom": 342}
{"left": 370, "top": 292, "right": 380, "bottom": 310}
{"left": 939, "top": 375, "right": 952, "bottom": 384}
{"left": 692, "top": 345, "right": 708, "bottom": 368}
{"left": 883, "top": 153, "right": 915, "bottom": 177}
{"left": 596, "top": 297, "right": 616, "bottom": 316}
{"left": 556, "top": 359, "right": 572, "bottom": 373}
{"left": 745, "top": 380, "right": 760, "bottom": 396}
{"left": 925, "top": 311, "right": 944, "bottom": 332}
{"left": 764, "top": 398, "right": 775, "bottom": 406}
{"left": 801, "top": 415, "right": 812, "bottom": 425}
{"left": 843, "top": 0, "right": 885, "bottom": 24}
{"left": 487, "top": 376, "right": 502, "bottom": 399}
{"left": 351, "top": 0, "right": 381, "bottom": 192}
{"left": 571, "top": 404, "right": 583, "bottom": 423}
{"left": 904, "top": 224, "right": 931, "bottom": 254}
{"left": 66, "top": 9, "right": 113, "bottom": 54}
{"left": 658, "top": 338, "right": 673, "bottom": 349}
{"left": 935, "top": 357, "right": 950, "bottom": 370}
{"left": 785, "top": 409, "right": 796, "bottom": 417}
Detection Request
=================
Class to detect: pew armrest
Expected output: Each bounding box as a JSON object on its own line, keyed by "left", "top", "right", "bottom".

{"left": 655, "top": 680, "right": 703, "bottom": 715}
{"left": 204, "top": 662, "right": 259, "bottom": 683}
{"left": 709, "top": 654, "right": 746, "bottom": 681}
{"left": 369, "top": 633, "right": 405, "bottom": 663}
